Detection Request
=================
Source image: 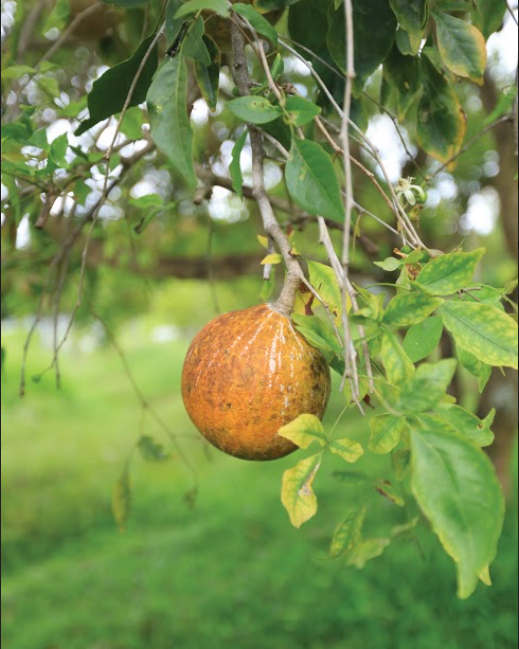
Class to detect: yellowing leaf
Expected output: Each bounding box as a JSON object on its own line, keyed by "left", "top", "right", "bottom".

{"left": 277, "top": 414, "right": 327, "bottom": 449}
{"left": 369, "top": 414, "right": 407, "bottom": 454}
{"left": 380, "top": 332, "right": 415, "bottom": 385}
{"left": 261, "top": 253, "right": 283, "bottom": 265}
{"left": 330, "top": 506, "right": 366, "bottom": 558}
{"left": 416, "top": 249, "right": 485, "bottom": 296}
{"left": 281, "top": 453, "right": 322, "bottom": 528}
{"left": 329, "top": 438, "right": 364, "bottom": 463}
{"left": 257, "top": 235, "right": 270, "bottom": 249}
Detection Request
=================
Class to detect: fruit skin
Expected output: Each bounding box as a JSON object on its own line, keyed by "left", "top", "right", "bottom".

{"left": 182, "top": 304, "right": 331, "bottom": 461}
{"left": 204, "top": 0, "right": 283, "bottom": 51}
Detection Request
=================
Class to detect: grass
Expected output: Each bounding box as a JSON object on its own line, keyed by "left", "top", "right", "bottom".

{"left": 1, "top": 318, "right": 518, "bottom": 649}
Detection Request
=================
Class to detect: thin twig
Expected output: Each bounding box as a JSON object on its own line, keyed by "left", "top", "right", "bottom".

{"left": 505, "top": 0, "right": 519, "bottom": 26}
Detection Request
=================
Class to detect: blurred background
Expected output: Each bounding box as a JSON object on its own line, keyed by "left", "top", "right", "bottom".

{"left": 2, "top": 0, "right": 519, "bottom": 648}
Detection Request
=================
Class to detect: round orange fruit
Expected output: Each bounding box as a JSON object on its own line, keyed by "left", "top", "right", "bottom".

{"left": 181, "top": 304, "right": 331, "bottom": 461}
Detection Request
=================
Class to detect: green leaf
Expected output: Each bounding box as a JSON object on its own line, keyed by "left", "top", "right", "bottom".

{"left": 330, "top": 506, "right": 366, "bottom": 558}
{"left": 327, "top": 0, "right": 397, "bottom": 83}
{"left": 102, "top": 0, "right": 150, "bottom": 6}
{"left": 165, "top": 0, "right": 185, "bottom": 47}
{"left": 380, "top": 332, "right": 415, "bottom": 385}
{"left": 292, "top": 314, "right": 342, "bottom": 362}
{"left": 230, "top": 130, "right": 248, "bottom": 198}
{"left": 383, "top": 290, "right": 443, "bottom": 328}
{"left": 307, "top": 261, "right": 342, "bottom": 323}
{"left": 137, "top": 436, "right": 171, "bottom": 461}
{"left": 281, "top": 453, "right": 322, "bottom": 528}
{"left": 329, "top": 438, "right": 364, "bottom": 463}
{"left": 332, "top": 471, "right": 373, "bottom": 487}
{"left": 195, "top": 35, "right": 220, "bottom": 111}
{"left": 375, "top": 480, "right": 405, "bottom": 507}
{"left": 277, "top": 414, "right": 327, "bottom": 449}
{"left": 374, "top": 256, "right": 403, "bottom": 272}
{"left": 288, "top": 0, "right": 332, "bottom": 57}
{"left": 112, "top": 468, "right": 132, "bottom": 532}
{"left": 383, "top": 45, "right": 423, "bottom": 120}
{"left": 433, "top": 12, "right": 487, "bottom": 84}
{"left": 416, "top": 249, "right": 484, "bottom": 296}
{"left": 76, "top": 35, "right": 159, "bottom": 135}
{"left": 285, "top": 96, "right": 322, "bottom": 127}
{"left": 349, "top": 539, "right": 392, "bottom": 568}
{"left": 457, "top": 347, "right": 492, "bottom": 393}
{"left": 398, "top": 359, "right": 458, "bottom": 413}
{"left": 403, "top": 316, "right": 444, "bottom": 362}
{"left": 257, "top": 0, "right": 301, "bottom": 9}
{"left": 226, "top": 96, "right": 283, "bottom": 124}
{"left": 417, "top": 57, "right": 466, "bottom": 164}
{"left": 410, "top": 419, "right": 505, "bottom": 599}
{"left": 369, "top": 414, "right": 407, "bottom": 454}
{"left": 484, "top": 86, "right": 518, "bottom": 126}
{"left": 183, "top": 16, "right": 211, "bottom": 66}
{"left": 233, "top": 3, "right": 279, "bottom": 44}
{"left": 1, "top": 65, "right": 35, "bottom": 80}
{"left": 175, "top": 0, "right": 231, "bottom": 19}
{"left": 390, "top": 0, "right": 427, "bottom": 30}
{"left": 434, "top": 405, "right": 495, "bottom": 447}
{"left": 471, "top": 0, "right": 507, "bottom": 39}
{"left": 286, "top": 138, "right": 344, "bottom": 222}
{"left": 129, "top": 194, "right": 163, "bottom": 208}
{"left": 147, "top": 56, "right": 197, "bottom": 189}
{"left": 37, "top": 75, "right": 60, "bottom": 99}
{"left": 440, "top": 302, "right": 518, "bottom": 369}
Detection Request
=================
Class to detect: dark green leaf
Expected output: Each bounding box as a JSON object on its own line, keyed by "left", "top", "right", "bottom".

{"left": 183, "top": 16, "right": 211, "bottom": 66}
{"left": 233, "top": 3, "right": 279, "bottom": 43}
{"left": 257, "top": 0, "right": 301, "bottom": 9}
{"left": 383, "top": 45, "right": 423, "bottom": 121}
{"left": 230, "top": 130, "right": 248, "bottom": 199}
{"left": 195, "top": 35, "right": 220, "bottom": 111}
{"left": 76, "top": 35, "right": 159, "bottom": 135}
{"left": 175, "top": 0, "right": 231, "bottom": 19}
{"left": 165, "top": 0, "right": 185, "bottom": 47}
{"left": 403, "top": 316, "right": 444, "bottom": 362}
{"left": 440, "top": 302, "right": 518, "bottom": 369}
{"left": 471, "top": 0, "right": 507, "bottom": 39}
{"left": 410, "top": 418, "right": 504, "bottom": 599}
{"left": 147, "top": 57, "right": 197, "bottom": 189}
{"left": 416, "top": 57, "right": 466, "bottom": 164}
{"left": 102, "top": 0, "right": 150, "bottom": 6}
{"left": 390, "top": 0, "right": 428, "bottom": 32}
{"left": 398, "top": 359, "right": 458, "bottom": 413}
{"left": 285, "top": 138, "right": 344, "bottom": 222}
{"left": 416, "top": 249, "right": 484, "bottom": 296}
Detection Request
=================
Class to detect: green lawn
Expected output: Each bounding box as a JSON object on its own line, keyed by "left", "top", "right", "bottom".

{"left": 2, "top": 319, "right": 518, "bottom": 649}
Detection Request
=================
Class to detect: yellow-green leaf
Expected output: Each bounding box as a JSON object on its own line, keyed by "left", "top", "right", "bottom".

{"left": 440, "top": 302, "right": 518, "bottom": 369}
{"left": 307, "top": 260, "right": 347, "bottom": 323}
{"left": 330, "top": 506, "right": 366, "bottom": 558}
{"left": 277, "top": 414, "right": 327, "bottom": 449}
{"left": 410, "top": 418, "right": 505, "bottom": 599}
{"left": 433, "top": 12, "right": 487, "bottom": 84}
{"left": 261, "top": 253, "right": 283, "bottom": 265}
{"left": 416, "top": 249, "right": 485, "bottom": 296}
{"left": 281, "top": 453, "right": 322, "bottom": 528}
{"left": 398, "top": 359, "right": 458, "bottom": 413}
{"left": 383, "top": 290, "right": 444, "bottom": 327}
{"left": 369, "top": 414, "right": 407, "bottom": 454}
{"left": 457, "top": 347, "right": 492, "bottom": 393}
{"left": 330, "top": 438, "right": 364, "bottom": 463}
{"left": 381, "top": 332, "right": 415, "bottom": 385}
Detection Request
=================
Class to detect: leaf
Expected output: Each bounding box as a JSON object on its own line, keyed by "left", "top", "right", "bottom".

{"left": 229, "top": 130, "right": 248, "bottom": 198}
{"left": 349, "top": 539, "right": 392, "bottom": 568}
{"left": 484, "top": 86, "right": 518, "bottom": 127}
{"left": 277, "top": 414, "right": 327, "bottom": 449}
{"left": 286, "top": 138, "right": 344, "bottom": 222}
{"left": 403, "top": 316, "right": 444, "bottom": 362}
{"left": 137, "top": 436, "right": 171, "bottom": 461}
{"left": 147, "top": 56, "right": 197, "bottom": 189}
{"left": 398, "top": 359, "right": 458, "bottom": 414}
{"left": 383, "top": 290, "right": 443, "bottom": 328}
{"left": 129, "top": 194, "right": 163, "bottom": 208}
{"left": 175, "top": 0, "right": 231, "bottom": 19}
{"left": 261, "top": 253, "right": 283, "bottom": 265}
{"left": 184, "top": 16, "right": 211, "bottom": 66}
{"left": 457, "top": 347, "right": 492, "bottom": 393}
{"left": 374, "top": 256, "right": 403, "bottom": 272}
{"left": 383, "top": 45, "right": 423, "bottom": 120}
{"left": 1, "top": 65, "right": 35, "bottom": 80}
{"left": 471, "top": 0, "right": 507, "bottom": 39}
{"left": 292, "top": 314, "right": 342, "bottom": 361}
{"left": 256, "top": 0, "right": 301, "bottom": 9}
{"left": 410, "top": 418, "right": 505, "bottom": 599}
{"left": 330, "top": 506, "right": 366, "bottom": 558}
{"left": 375, "top": 480, "right": 405, "bottom": 507}
{"left": 389, "top": 0, "right": 428, "bottom": 33}
{"left": 307, "top": 261, "right": 343, "bottom": 323}
{"left": 285, "top": 96, "right": 322, "bottom": 127}
{"left": 165, "top": 0, "right": 185, "bottom": 46}
{"left": 380, "top": 332, "right": 415, "bottom": 385}
{"left": 417, "top": 57, "right": 466, "bottom": 164}
{"left": 102, "top": 0, "right": 150, "bottom": 5}
{"left": 416, "top": 249, "right": 484, "bottom": 296}
{"left": 440, "top": 302, "right": 518, "bottom": 369}
{"left": 327, "top": 0, "right": 397, "bottom": 83}
{"left": 233, "top": 3, "right": 279, "bottom": 44}
{"left": 112, "top": 468, "right": 131, "bottom": 532}
{"left": 330, "top": 438, "right": 364, "bottom": 463}
{"left": 76, "top": 35, "right": 159, "bottom": 135}
{"left": 332, "top": 471, "right": 373, "bottom": 487}
{"left": 281, "top": 453, "right": 322, "bottom": 528}
{"left": 433, "top": 12, "right": 487, "bottom": 84}
{"left": 226, "top": 96, "right": 283, "bottom": 124}
{"left": 434, "top": 405, "right": 495, "bottom": 448}
{"left": 369, "top": 414, "right": 407, "bottom": 454}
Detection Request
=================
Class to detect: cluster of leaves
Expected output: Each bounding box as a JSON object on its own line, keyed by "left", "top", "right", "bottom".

{"left": 280, "top": 247, "right": 518, "bottom": 599}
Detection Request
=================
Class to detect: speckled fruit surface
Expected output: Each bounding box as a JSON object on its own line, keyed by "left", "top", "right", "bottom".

{"left": 204, "top": 0, "right": 283, "bottom": 51}
{"left": 181, "top": 305, "right": 331, "bottom": 461}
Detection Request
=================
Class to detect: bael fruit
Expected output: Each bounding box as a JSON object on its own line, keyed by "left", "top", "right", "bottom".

{"left": 182, "top": 304, "right": 331, "bottom": 461}
{"left": 204, "top": 0, "right": 283, "bottom": 51}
